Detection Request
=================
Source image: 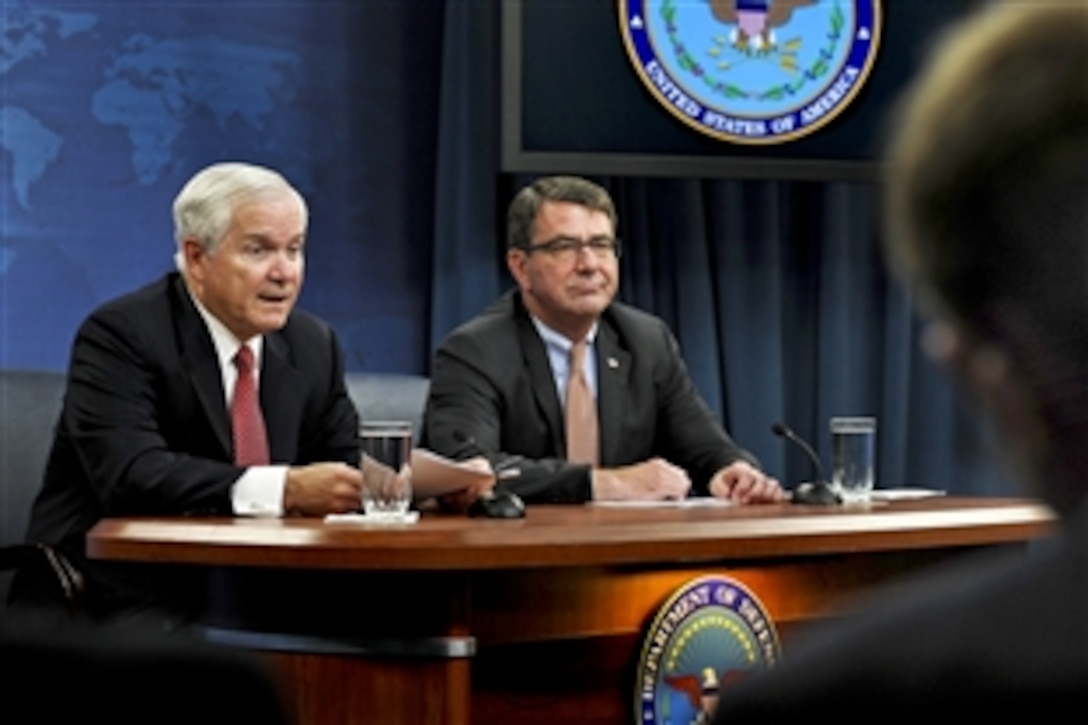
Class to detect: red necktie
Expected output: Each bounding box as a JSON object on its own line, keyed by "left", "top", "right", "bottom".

{"left": 565, "top": 339, "right": 599, "bottom": 465}
{"left": 231, "top": 345, "right": 269, "bottom": 466}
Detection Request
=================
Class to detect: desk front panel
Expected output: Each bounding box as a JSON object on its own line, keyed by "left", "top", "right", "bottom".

{"left": 87, "top": 498, "right": 1054, "bottom": 724}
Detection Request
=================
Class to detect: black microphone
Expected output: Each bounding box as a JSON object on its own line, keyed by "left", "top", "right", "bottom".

{"left": 450, "top": 431, "right": 526, "bottom": 518}
{"left": 771, "top": 422, "right": 842, "bottom": 506}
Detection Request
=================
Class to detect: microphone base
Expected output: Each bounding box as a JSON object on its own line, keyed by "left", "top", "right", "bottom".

{"left": 792, "top": 481, "right": 842, "bottom": 506}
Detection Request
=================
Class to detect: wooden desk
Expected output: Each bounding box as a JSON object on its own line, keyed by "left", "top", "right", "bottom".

{"left": 88, "top": 497, "right": 1054, "bottom": 724}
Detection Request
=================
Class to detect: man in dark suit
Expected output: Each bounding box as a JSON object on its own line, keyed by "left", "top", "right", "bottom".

{"left": 11, "top": 162, "right": 364, "bottom": 619}
{"left": 711, "top": 2, "right": 1088, "bottom": 719}
{"left": 422, "top": 176, "right": 783, "bottom": 504}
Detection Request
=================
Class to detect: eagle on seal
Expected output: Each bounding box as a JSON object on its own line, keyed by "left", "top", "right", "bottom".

{"left": 709, "top": 0, "right": 818, "bottom": 54}
{"left": 665, "top": 667, "right": 754, "bottom": 722}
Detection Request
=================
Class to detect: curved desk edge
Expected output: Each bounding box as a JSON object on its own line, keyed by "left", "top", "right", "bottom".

{"left": 87, "top": 497, "right": 1056, "bottom": 571}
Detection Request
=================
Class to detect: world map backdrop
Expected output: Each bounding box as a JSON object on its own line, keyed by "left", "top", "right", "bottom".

{"left": 1, "top": 1, "right": 442, "bottom": 373}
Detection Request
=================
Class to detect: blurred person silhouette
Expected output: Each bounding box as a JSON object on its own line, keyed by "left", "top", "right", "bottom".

{"left": 711, "top": 2, "right": 1088, "bottom": 720}
{"left": 0, "top": 613, "right": 294, "bottom": 724}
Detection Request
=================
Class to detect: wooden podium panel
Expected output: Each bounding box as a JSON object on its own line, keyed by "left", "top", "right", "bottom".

{"left": 88, "top": 497, "right": 1054, "bottom": 724}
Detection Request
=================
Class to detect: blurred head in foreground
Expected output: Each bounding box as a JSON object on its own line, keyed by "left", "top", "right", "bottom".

{"left": 883, "top": 0, "right": 1088, "bottom": 516}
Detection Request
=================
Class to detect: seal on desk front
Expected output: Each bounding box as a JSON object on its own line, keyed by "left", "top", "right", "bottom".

{"left": 634, "top": 575, "right": 780, "bottom": 724}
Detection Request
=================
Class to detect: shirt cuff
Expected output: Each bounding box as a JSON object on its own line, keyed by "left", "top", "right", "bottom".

{"left": 231, "top": 465, "right": 288, "bottom": 517}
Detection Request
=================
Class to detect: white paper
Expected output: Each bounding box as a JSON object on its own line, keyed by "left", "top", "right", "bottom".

{"left": 869, "top": 488, "right": 946, "bottom": 501}
{"left": 590, "top": 497, "right": 737, "bottom": 509}
{"left": 409, "top": 447, "right": 495, "bottom": 499}
{"left": 324, "top": 511, "right": 421, "bottom": 525}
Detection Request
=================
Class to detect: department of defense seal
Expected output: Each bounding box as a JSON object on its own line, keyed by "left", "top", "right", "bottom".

{"left": 619, "top": 0, "right": 882, "bottom": 144}
{"left": 634, "top": 575, "right": 780, "bottom": 725}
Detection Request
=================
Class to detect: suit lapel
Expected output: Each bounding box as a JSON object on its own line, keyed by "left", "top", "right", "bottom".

{"left": 595, "top": 320, "right": 631, "bottom": 466}
{"left": 514, "top": 309, "right": 565, "bottom": 456}
{"left": 171, "top": 278, "right": 233, "bottom": 458}
{"left": 260, "top": 331, "right": 305, "bottom": 463}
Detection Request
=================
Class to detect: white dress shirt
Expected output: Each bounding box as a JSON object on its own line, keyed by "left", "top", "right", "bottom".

{"left": 190, "top": 294, "right": 287, "bottom": 517}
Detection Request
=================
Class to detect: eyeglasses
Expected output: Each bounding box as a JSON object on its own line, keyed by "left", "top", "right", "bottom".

{"left": 521, "top": 236, "right": 622, "bottom": 260}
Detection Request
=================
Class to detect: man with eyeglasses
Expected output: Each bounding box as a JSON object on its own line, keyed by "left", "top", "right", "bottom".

{"left": 422, "top": 176, "right": 783, "bottom": 505}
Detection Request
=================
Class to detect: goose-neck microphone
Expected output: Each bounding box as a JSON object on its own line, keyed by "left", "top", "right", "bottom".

{"left": 772, "top": 422, "right": 841, "bottom": 506}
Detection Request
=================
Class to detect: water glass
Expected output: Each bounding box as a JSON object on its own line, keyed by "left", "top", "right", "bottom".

{"left": 830, "top": 416, "right": 876, "bottom": 504}
{"left": 359, "top": 421, "right": 413, "bottom": 519}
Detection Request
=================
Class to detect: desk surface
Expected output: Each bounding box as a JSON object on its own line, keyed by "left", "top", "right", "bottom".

{"left": 88, "top": 496, "right": 1055, "bottom": 571}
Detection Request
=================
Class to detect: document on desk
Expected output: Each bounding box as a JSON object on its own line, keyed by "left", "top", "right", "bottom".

{"left": 325, "top": 511, "right": 421, "bottom": 525}
{"left": 409, "top": 448, "right": 495, "bottom": 499}
{"left": 590, "top": 497, "right": 737, "bottom": 509}
{"left": 869, "top": 488, "right": 946, "bottom": 501}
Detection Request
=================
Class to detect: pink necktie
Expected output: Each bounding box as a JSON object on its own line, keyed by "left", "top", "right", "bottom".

{"left": 565, "top": 339, "right": 599, "bottom": 465}
{"left": 231, "top": 345, "right": 269, "bottom": 466}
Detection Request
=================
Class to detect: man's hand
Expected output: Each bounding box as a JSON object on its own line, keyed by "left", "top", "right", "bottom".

{"left": 283, "top": 462, "right": 364, "bottom": 515}
{"left": 708, "top": 461, "right": 785, "bottom": 504}
{"left": 435, "top": 456, "right": 496, "bottom": 513}
{"left": 591, "top": 457, "right": 692, "bottom": 501}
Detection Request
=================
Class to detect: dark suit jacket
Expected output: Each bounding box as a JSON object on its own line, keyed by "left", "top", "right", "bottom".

{"left": 17, "top": 273, "right": 359, "bottom": 617}
{"left": 422, "top": 290, "right": 756, "bottom": 503}
{"left": 711, "top": 504, "right": 1088, "bottom": 720}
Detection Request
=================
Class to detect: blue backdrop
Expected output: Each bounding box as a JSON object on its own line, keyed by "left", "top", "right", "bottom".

{"left": 0, "top": 1, "right": 1015, "bottom": 496}
{"left": 1, "top": 0, "right": 439, "bottom": 373}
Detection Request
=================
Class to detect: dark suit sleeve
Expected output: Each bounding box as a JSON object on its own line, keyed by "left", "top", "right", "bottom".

{"left": 648, "top": 323, "right": 759, "bottom": 495}
{"left": 289, "top": 323, "right": 360, "bottom": 468}
{"left": 59, "top": 306, "right": 242, "bottom": 515}
{"left": 57, "top": 304, "right": 359, "bottom": 518}
{"left": 423, "top": 330, "right": 593, "bottom": 504}
{"left": 423, "top": 301, "right": 758, "bottom": 503}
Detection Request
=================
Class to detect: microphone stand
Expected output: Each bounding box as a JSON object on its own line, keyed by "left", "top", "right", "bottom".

{"left": 771, "top": 423, "right": 842, "bottom": 506}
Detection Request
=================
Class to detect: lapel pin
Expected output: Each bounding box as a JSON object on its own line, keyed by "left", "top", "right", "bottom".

{"left": 607, "top": 357, "right": 619, "bottom": 369}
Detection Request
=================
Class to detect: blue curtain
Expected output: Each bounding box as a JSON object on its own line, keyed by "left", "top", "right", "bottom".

{"left": 431, "top": 2, "right": 1013, "bottom": 495}
{"left": 0, "top": 1, "right": 1012, "bottom": 496}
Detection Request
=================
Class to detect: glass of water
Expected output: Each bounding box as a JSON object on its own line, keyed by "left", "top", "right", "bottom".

{"left": 359, "top": 420, "right": 413, "bottom": 519}
{"left": 830, "top": 416, "right": 876, "bottom": 504}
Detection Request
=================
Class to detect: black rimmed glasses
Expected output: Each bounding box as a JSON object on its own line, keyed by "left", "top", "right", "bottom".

{"left": 521, "top": 236, "right": 622, "bottom": 261}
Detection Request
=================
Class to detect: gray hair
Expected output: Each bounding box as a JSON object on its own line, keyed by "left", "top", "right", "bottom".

{"left": 173, "top": 162, "right": 307, "bottom": 259}
{"left": 506, "top": 176, "right": 618, "bottom": 250}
